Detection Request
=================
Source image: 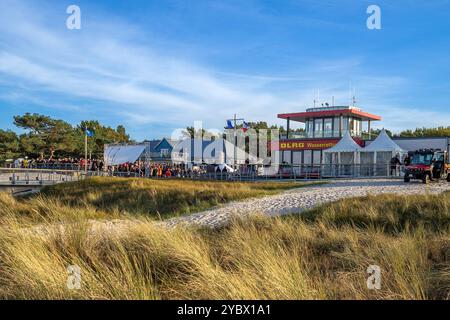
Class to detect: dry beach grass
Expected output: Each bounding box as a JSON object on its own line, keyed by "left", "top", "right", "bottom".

{"left": 0, "top": 178, "right": 449, "bottom": 300}
{"left": 38, "top": 177, "right": 303, "bottom": 219}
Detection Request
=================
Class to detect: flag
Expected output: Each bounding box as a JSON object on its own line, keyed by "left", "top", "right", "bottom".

{"left": 85, "top": 128, "right": 94, "bottom": 137}
{"left": 242, "top": 121, "right": 250, "bottom": 133}
{"left": 226, "top": 120, "right": 234, "bottom": 129}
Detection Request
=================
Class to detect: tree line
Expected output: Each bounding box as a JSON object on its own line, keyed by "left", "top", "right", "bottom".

{"left": 373, "top": 127, "right": 450, "bottom": 138}
{"left": 181, "top": 121, "right": 297, "bottom": 139}
{"left": 1, "top": 113, "right": 449, "bottom": 162}
{"left": 0, "top": 113, "right": 131, "bottom": 162}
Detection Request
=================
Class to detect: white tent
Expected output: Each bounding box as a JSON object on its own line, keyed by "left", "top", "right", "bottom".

{"left": 362, "top": 129, "right": 406, "bottom": 164}
{"left": 360, "top": 129, "right": 407, "bottom": 176}
{"left": 323, "top": 131, "right": 362, "bottom": 164}
{"left": 363, "top": 129, "right": 404, "bottom": 153}
{"left": 104, "top": 144, "right": 146, "bottom": 166}
{"left": 323, "top": 131, "right": 362, "bottom": 177}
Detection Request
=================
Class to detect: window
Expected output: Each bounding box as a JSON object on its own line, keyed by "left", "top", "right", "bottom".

{"left": 306, "top": 120, "right": 314, "bottom": 138}
{"left": 354, "top": 119, "right": 362, "bottom": 136}
{"left": 283, "top": 151, "right": 292, "bottom": 164}
{"left": 292, "top": 151, "right": 302, "bottom": 164}
{"left": 412, "top": 153, "right": 433, "bottom": 165}
{"left": 304, "top": 150, "right": 312, "bottom": 164}
{"left": 324, "top": 118, "right": 333, "bottom": 137}
{"left": 333, "top": 117, "right": 340, "bottom": 137}
{"left": 342, "top": 116, "right": 349, "bottom": 132}
{"left": 313, "top": 150, "right": 322, "bottom": 164}
{"left": 160, "top": 148, "right": 170, "bottom": 157}
{"left": 314, "top": 118, "right": 323, "bottom": 138}
{"left": 348, "top": 117, "right": 354, "bottom": 135}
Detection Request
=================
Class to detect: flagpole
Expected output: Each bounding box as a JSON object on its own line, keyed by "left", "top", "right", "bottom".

{"left": 234, "top": 114, "right": 237, "bottom": 170}
{"left": 84, "top": 127, "right": 88, "bottom": 174}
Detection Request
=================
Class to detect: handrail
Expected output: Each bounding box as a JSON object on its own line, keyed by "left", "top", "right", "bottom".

{"left": 0, "top": 167, "right": 90, "bottom": 186}
{"left": 0, "top": 163, "right": 403, "bottom": 185}
{"left": 0, "top": 168, "right": 85, "bottom": 174}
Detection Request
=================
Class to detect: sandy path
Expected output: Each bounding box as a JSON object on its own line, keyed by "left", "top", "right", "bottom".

{"left": 22, "top": 178, "right": 450, "bottom": 236}
{"left": 164, "top": 179, "right": 450, "bottom": 228}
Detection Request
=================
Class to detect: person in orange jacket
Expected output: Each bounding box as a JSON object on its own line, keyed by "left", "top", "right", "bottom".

{"left": 158, "top": 166, "right": 163, "bottom": 178}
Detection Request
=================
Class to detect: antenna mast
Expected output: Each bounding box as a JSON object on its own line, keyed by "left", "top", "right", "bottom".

{"left": 317, "top": 89, "right": 320, "bottom": 107}
{"left": 349, "top": 81, "right": 352, "bottom": 106}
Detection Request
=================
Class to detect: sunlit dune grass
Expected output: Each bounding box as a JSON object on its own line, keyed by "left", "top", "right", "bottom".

{"left": 34, "top": 177, "right": 307, "bottom": 220}
{"left": 0, "top": 184, "right": 449, "bottom": 300}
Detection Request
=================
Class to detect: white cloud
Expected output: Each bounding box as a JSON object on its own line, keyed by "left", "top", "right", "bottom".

{"left": 0, "top": 0, "right": 449, "bottom": 139}
{"left": 372, "top": 105, "right": 450, "bottom": 133}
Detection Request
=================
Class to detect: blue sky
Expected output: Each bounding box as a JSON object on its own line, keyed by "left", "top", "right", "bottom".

{"left": 1, "top": 0, "right": 450, "bottom": 140}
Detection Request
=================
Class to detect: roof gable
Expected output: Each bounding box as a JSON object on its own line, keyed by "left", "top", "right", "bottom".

{"left": 154, "top": 138, "right": 175, "bottom": 151}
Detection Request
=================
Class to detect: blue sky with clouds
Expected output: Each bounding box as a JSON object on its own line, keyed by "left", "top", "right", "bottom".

{"left": 1, "top": 0, "right": 450, "bottom": 140}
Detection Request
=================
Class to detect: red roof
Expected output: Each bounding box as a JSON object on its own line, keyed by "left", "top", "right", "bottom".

{"left": 278, "top": 108, "right": 381, "bottom": 122}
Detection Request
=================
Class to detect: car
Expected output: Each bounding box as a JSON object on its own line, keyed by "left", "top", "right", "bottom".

{"left": 404, "top": 149, "right": 450, "bottom": 184}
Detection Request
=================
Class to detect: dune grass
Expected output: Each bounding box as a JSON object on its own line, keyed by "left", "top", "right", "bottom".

{"left": 0, "top": 186, "right": 449, "bottom": 300}
{"left": 33, "top": 177, "right": 307, "bottom": 220}
{"left": 0, "top": 177, "right": 309, "bottom": 226}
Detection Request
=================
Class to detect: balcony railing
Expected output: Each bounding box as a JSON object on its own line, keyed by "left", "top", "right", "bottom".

{"left": 286, "top": 130, "right": 373, "bottom": 140}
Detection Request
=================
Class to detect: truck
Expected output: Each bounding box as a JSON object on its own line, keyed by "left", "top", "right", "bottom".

{"left": 404, "top": 149, "right": 450, "bottom": 184}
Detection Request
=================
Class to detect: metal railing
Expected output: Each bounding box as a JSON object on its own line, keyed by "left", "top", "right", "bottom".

{"left": 286, "top": 130, "right": 373, "bottom": 140}
{"left": 0, "top": 163, "right": 403, "bottom": 186}
{"left": 107, "top": 163, "right": 402, "bottom": 182}
{"left": 278, "top": 163, "right": 400, "bottom": 179}
{"left": 5, "top": 163, "right": 83, "bottom": 171}
{"left": 0, "top": 168, "right": 88, "bottom": 186}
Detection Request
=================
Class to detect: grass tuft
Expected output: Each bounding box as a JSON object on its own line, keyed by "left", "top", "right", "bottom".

{"left": 0, "top": 179, "right": 449, "bottom": 300}
{"left": 36, "top": 177, "right": 308, "bottom": 219}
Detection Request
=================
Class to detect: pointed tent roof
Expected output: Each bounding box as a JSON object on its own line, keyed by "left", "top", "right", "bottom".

{"left": 363, "top": 129, "right": 405, "bottom": 153}
{"left": 104, "top": 144, "right": 146, "bottom": 165}
{"left": 324, "top": 131, "right": 362, "bottom": 153}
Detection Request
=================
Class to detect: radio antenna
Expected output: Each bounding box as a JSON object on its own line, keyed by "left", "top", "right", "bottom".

{"left": 314, "top": 89, "right": 320, "bottom": 108}
{"left": 349, "top": 81, "right": 352, "bottom": 106}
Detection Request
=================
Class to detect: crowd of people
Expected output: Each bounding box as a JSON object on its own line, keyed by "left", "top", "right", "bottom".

{"left": 7, "top": 155, "right": 259, "bottom": 181}
{"left": 10, "top": 157, "right": 104, "bottom": 171}
{"left": 7, "top": 156, "right": 242, "bottom": 179}
{"left": 109, "top": 161, "right": 208, "bottom": 178}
